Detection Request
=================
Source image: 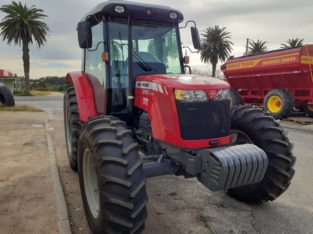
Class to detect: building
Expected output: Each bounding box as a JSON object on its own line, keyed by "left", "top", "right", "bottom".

{"left": 0, "top": 68, "right": 24, "bottom": 93}
{"left": 0, "top": 69, "right": 14, "bottom": 77}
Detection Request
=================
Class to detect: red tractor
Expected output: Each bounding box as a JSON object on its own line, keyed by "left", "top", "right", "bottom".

{"left": 64, "top": 1, "right": 295, "bottom": 233}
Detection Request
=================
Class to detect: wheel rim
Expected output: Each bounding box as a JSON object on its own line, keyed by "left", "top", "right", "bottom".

{"left": 307, "top": 104, "right": 313, "bottom": 111}
{"left": 83, "top": 148, "right": 100, "bottom": 219}
{"left": 267, "top": 95, "right": 282, "bottom": 113}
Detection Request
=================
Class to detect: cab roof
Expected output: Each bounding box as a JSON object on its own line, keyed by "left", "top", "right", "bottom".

{"left": 82, "top": 0, "right": 184, "bottom": 25}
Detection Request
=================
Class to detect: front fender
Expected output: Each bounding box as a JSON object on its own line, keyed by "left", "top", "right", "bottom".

{"left": 65, "top": 72, "right": 102, "bottom": 122}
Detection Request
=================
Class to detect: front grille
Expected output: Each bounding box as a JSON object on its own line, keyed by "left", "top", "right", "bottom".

{"left": 176, "top": 100, "right": 230, "bottom": 140}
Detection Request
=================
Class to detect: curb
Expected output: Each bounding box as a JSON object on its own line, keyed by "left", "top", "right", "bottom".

{"left": 45, "top": 115, "right": 72, "bottom": 234}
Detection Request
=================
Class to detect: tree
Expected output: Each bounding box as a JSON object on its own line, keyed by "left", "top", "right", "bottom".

{"left": 200, "top": 26, "right": 233, "bottom": 77}
{"left": 281, "top": 38, "right": 304, "bottom": 49}
{"left": 248, "top": 40, "right": 267, "bottom": 54}
{"left": 0, "top": 1, "right": 49, "bottom": 95}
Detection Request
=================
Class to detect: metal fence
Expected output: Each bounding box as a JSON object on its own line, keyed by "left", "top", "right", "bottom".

{"left": 0, "top": 77, "right": 25, "bottom": 93}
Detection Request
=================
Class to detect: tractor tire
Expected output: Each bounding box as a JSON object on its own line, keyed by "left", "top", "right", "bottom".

{"left": 304, "top": 104, "right": 313, "bottom": 117}
{"left": 78, "top": 116, "right": 148, "bottom": 234}
{"left": 263, "top": 88, "right": 294, "bottom": 119}
{"left": 229, "top": 89, "right": 241, "bottom": 107}
{"left": 227, "top": 105, "right": 295, "bottom": 204}
{"left": 0, "top": 85, "right": 15, "bottom": 107}
{"left": 64, "top": 85, "right": 81, "bottom": 171}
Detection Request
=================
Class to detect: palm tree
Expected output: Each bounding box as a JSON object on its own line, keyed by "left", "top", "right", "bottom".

{"left": 200, "top": 26, "right": 233, "bottom": 77}
{"left": 248, "top": 40, "right": 267, "bottom": 54}
{"left": 281, "top": 38, "right": 304, "bottom": 49}
{"left": 0, "top": 1, "right": 49, "bottom": 95}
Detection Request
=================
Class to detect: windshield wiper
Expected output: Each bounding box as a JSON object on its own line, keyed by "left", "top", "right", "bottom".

{"left": 114, "top": 41, "right": 153, "bottom": 72}
{"left": 132, "top": 52, "right": 152, "bottom": 72}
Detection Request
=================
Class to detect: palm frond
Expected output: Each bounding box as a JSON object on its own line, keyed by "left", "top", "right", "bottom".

{"left": 0, "top": 1, "right": 49, "bottom": 47}
{"left": 200, "top": 25, "right": 233, "bottom": 76}
{"left": 281, "top": 38, "right": 304, "bottom": 49}
{"left": 248, "top": 40, "right": 267, "bottom": 54}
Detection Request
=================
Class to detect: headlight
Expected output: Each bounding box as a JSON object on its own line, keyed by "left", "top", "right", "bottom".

{"left": 215, "top": 89, "right": 230, "bottom": 101}
{"left": 175, "top": 89, "right": 208, "bottom": 102}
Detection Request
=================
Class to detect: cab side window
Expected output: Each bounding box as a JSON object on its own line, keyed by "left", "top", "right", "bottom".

{"left": 85, "top": 22, "right": 105, "bottom": 86}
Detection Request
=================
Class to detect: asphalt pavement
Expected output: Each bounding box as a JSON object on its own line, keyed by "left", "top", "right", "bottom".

{"left": 13, "top": 95, "right": 313, "bottom": 234}
{"left": 15, "top": 95, "right": 64, "bottom": 118}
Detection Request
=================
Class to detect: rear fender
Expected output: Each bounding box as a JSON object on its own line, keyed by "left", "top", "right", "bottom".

{"left": 65, "top": 72, "right": 105, "bottom": 122}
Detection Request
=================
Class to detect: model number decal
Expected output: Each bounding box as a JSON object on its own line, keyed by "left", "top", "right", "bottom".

{"left": 136, "top": 81, "right": 166, "bottom": 94}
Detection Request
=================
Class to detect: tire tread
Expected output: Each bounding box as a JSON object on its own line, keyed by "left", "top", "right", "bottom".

{"left": 78, "top": 116, "right": 147, "bottom": 233}
{"left": 228, "top": 105, "right": 295, "bottom": 204}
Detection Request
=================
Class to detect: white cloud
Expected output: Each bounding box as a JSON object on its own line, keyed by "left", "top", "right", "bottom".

{"left": 0, "top": 0, "right": 312, "bottom": 78}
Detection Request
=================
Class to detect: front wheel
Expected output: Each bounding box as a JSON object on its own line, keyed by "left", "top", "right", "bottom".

{"left": 64, "top": 85, "right": 81, "bottom": 171}
{"left": 227, "top": 105, "right": 296, "bottom": 204}
{"left": 78, "top": 116, "right": 148, "bottom": 234}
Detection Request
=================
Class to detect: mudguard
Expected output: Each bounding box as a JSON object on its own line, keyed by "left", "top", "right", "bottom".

{"left": 65, "top": 72, "right": 106, "bottom": 122}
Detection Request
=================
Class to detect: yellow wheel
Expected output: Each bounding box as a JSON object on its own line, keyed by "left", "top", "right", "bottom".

{"left": 264, "top": 88, "right": 294, "bottom": 119}
{"left": 267, "top": 95, "right": 283, "bottom": 113}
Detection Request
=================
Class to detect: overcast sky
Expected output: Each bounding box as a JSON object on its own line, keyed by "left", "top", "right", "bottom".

{"left": 0, "top": 0, "right": 312, "bottom": 78}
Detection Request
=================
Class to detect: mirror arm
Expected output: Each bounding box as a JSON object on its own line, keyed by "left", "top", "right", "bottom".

{"left": 184, "top": 65, "right": 192, "bottom": 74}
{"left": 182, "top": 45, "right": 199, "bottom": 54}
{"left": 87, "top": 41, "right": 106, "bottom": 52}
{"left": 180, "top": 20, "right": 197, "bottom": 29}
{"left": 85, "top": 14, "right": 104, "bottom": 24}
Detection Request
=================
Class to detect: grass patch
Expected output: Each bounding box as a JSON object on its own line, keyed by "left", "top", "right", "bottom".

{"left": 14, "top": 90, "right": 52, "bottom": 96}
{"left": 31, "top": 90, "right": 52, "bottom": 96}
{"left": 0, "top": 104, "right": 43, "bottom": 112}
{"left": 14, "top": 93, "right": 33, "bottom": 96}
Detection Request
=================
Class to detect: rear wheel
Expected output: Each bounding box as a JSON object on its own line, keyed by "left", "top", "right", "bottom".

{"left": 0, "top": 85, "right": 15, "bottom": 107}
{"left": 264, "top": 88, "right": 294, "bottom": 119}
{"left": 228, "top": 105, "right": 296, "bottom": 204}
{"left": 78, "top": 116, "right": 148, "bottom": 234}
{"left": 64, "top": 85, "right": 81, "bottom": 171}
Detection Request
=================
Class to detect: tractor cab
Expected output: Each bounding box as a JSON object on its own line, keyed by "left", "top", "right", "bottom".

{"left": 77, "top": 0, "right": 200, "bottom": 119}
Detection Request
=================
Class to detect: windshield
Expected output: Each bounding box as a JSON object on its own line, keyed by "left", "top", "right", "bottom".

{"left": 109, "top": 21, "right": 182, "bottom": 87}
{"left": 132, "top": 23, "right": 182, "bottom": 74}
{"left": 108, "top": 21, "right": 182, "bottom": 114}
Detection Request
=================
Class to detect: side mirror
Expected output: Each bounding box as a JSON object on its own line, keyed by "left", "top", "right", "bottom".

{"left": 191, "top": 27, "right": 201, "bottom": 50}
{"left": 77, "top": 21, "right": 92, "bottom": 49}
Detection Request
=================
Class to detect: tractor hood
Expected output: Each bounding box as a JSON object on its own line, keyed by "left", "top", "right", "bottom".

{"left": 136, "top": 74, "right": 230, "bottom": 90}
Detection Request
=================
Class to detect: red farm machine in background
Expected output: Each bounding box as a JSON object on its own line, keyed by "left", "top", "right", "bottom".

{"left": 221, "top": 45, "right": 313, "bottom": 119}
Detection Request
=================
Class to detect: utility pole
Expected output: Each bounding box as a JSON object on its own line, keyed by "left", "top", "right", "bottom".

{"left": 245, "top": 38, "right": 249, "bottom": 55}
